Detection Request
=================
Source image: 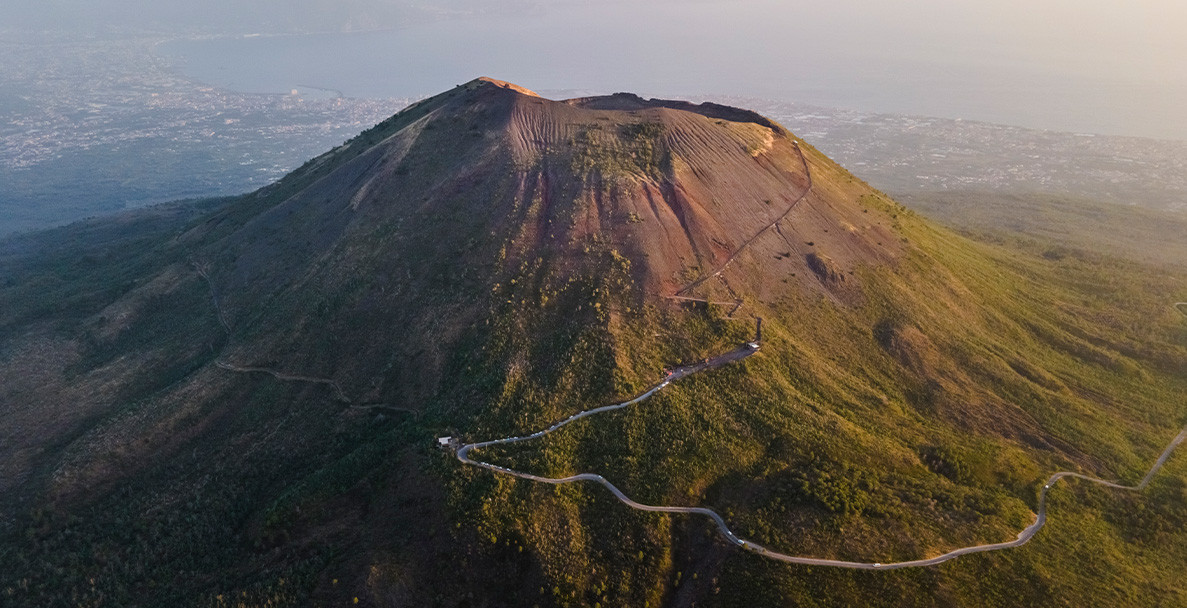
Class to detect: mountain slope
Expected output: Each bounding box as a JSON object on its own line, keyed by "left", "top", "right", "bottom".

{"left": 1, "top": 78, "right": 1185, "bottom": 607}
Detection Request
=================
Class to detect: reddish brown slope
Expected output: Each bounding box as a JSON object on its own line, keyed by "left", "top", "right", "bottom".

{"left": 492, "top": 79, "right": 904, "bottom": 299}
{"left": 187, "top": 78, "right": 900, "bottom": 318}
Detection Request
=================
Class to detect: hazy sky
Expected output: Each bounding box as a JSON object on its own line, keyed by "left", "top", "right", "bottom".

{"left": 782, "top": 0, "right": 1187, "bottom": 85}
{"left": 8, "top": 0, "right": 1184, "bottom": 83}
{"left": 5, "top": 0, "right": 1187, "bottom": 137}
{"left": 6, "top": 0, "right": 1183, "bottom": 78}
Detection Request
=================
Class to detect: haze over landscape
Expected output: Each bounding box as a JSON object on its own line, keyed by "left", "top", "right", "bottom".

{"left": 1, "top": 1, "right": 1186, "bottom": 606}
{"left": 162, "top": 0, "right": 1187, "bottom": 140}
{"left": 4, "top": 0, "right": 1187, "bottom": 237}
{"left": 13, "top": 0, "right": 1187, "bottom": 137}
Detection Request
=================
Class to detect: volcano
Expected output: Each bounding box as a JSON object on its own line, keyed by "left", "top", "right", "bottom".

{"left": 1, "top": 78, "right": 1184, "bottom": 607}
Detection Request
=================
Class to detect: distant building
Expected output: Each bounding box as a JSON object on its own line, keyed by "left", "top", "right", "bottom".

{"left": 437, "top": 436, "right": 453, "bottom": 448}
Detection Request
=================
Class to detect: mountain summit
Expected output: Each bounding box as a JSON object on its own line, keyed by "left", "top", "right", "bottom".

{"left": 194, "top": 77, "right": 899, "bottom": 315}
{"left": 144, "top": 77, "right": 915, "bottom": 411}
{"left": 2, "top": 79, "right": 1185, "bottom": 607}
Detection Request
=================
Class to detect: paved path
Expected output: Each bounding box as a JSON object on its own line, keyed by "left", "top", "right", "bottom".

{"left": 458, "top": 303, "right": 1187, "bottom": 569}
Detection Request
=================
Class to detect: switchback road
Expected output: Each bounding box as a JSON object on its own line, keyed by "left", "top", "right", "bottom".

{"left": 457, "top": 303, "right": 1187, "bottom": 569}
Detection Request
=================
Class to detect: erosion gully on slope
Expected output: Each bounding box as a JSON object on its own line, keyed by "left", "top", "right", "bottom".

{"left": 671, "top": 140, "right": 812, "bottom": 303}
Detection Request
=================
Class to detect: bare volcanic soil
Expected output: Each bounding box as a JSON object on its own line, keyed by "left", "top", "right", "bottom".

{"left": 203, "top": 77, "right": 901, "bottom": 315}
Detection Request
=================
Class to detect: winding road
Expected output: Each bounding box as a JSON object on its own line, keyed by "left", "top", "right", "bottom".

{"left": 193, "top": 128, "right": 1187, "bottom": 568}
{"left": 457, "top": 302, "right": 1187, "bottom": 569}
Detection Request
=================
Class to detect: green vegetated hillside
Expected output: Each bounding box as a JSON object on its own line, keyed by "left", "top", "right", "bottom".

{"left": 1, "top": 78, "right": 1185, "bottom": 607}
{"left": 896, "top": 190, "right": 1187, "bottom": 269}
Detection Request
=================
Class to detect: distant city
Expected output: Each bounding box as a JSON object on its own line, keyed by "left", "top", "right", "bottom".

{"left": 2, "top": 29, "right": 1185, "bottom": 236}
{"left": 741, "top": 97, "right": 1187, "bottom": 213}
{"left": 0, "top": 31, "right": 410, "bottom": 234}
